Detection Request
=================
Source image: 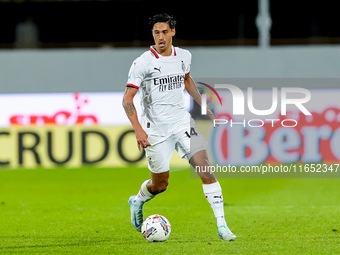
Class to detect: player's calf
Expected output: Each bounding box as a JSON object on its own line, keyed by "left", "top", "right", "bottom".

{"left": 147, "top": 171, "right": 169, "bottom": 195}
{"left": 148, "top": 179, "right": 168, "bottom": 194}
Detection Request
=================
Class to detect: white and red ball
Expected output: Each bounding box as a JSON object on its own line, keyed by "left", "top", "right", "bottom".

{"left": 141, "top": 214, "right": 171, "bottom": 242}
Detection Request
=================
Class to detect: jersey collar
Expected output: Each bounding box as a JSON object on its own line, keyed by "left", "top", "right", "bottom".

{"left": 150, "top": 45, "right": 176, "bottom": 59}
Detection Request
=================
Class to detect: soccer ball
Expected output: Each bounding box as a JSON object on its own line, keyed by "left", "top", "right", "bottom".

{"left": 141, "top": 214, "right": 171, "bottom": 242}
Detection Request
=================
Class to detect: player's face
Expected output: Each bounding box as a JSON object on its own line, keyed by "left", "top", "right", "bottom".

{"left": 152, "top": 22, "right": 175, "bottom": 52}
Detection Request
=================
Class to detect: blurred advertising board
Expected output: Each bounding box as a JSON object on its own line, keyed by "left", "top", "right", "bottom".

{"left": 0, "top": 126, "right": 187, "bottom": 168}
{"left": 0, "top": 92, "right": 191, "bottom": 127}
{"left": 1, "top": 84, "right": 339, "bottom": 168}
{"left": 0, "top": 92, "right": 188, "bottom": 168}
{"left": 0, "top": 92, "right": 135, "bottom": 127}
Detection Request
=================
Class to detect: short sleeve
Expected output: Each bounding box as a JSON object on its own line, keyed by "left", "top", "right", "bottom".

{"left": 126, "top": 58, "right": 146, "bottom": 89}
{"left": 184, "top": 51, "right": 191, "bottom": 75}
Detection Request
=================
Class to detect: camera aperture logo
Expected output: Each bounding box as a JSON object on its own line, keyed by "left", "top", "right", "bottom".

{"left": 197, "top": 82, "right": 223, "bottom": 108}
{"left": 198, "top": 83, "right": 312, "bottom": 128}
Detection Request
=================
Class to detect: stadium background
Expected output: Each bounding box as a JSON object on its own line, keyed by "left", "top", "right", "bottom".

{"left": 0, "top": 1, "right": 340, "bottom": 254}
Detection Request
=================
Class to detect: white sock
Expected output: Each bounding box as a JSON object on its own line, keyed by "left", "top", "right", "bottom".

{"left": 203, "top": 181, "right": 227, "bottom": 226}
{"left": 134, "top": 179, "right": 155, "bottom": 206}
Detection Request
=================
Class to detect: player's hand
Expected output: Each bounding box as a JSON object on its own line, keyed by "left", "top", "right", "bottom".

{"left": 135, "top": 128, "right": 151, "bottom": 151}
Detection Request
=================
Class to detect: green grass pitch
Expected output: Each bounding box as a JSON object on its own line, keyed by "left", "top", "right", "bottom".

{"left": 0, "top": 166, "right": 339, "bottom": 254}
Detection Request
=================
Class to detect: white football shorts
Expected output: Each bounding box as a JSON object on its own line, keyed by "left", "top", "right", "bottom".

{"left": 144, "top": 119, "right": 206, "bottom": 173}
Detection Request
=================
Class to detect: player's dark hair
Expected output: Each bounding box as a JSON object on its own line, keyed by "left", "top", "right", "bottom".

{"left": 149, "top": 13, "right": 176, "bottom": 30}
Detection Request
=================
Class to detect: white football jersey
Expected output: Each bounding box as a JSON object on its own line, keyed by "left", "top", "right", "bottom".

{"left": 127, "top": 45, "right": 191, "bottom": 142}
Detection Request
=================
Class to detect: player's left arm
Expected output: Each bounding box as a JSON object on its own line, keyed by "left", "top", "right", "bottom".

{"left": 184, "top": 73, "right": 215, "bottom": 123}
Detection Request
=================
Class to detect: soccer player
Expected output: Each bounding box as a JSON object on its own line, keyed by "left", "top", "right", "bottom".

{"left": 122, "top": 13, "right": 236, "bottom": 241}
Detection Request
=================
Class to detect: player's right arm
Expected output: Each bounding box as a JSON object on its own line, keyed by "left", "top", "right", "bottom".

{"left": 122, "top": 57, "right": 151, "bottom": 151}
{"left": 122, "top": 87, "right": 151, "bottom": 151}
